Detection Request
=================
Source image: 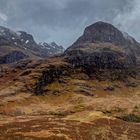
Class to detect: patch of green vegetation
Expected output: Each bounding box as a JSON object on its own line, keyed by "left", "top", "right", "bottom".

{"left": 118, "top": 114, "right": 140, "bottom": 123}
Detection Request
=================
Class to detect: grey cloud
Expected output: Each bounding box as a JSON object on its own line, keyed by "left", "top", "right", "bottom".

{"left": 0, "top": 0, "right": 138, "bottom": 47}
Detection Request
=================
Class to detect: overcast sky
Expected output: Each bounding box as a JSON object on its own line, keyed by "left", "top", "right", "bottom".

{"left": 0, "top": 0, "right": 140, "bottom": 47}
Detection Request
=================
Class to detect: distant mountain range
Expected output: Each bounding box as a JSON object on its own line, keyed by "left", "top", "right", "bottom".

{"left": 0, "top": 26, "right": 64, "bottom": 64}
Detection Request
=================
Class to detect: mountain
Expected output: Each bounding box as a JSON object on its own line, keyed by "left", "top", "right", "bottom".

{"left": 39, "top": 42, "right": 64, "bottom": 56}
{"left": 0, "top": 26, "right": 64, "bottom": 64}
{"left": 64, "top": 21, "right": 140, "bottom": 72}
{"left": 0, "top": 22, "right": 140, "bottom": 139}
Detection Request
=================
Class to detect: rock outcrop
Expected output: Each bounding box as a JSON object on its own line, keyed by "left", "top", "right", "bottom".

{"left": 32, "top": 64, "right": 71, "bottom": 95}
{"left": 73, "top": 21, "right": 126, "bottom": 46}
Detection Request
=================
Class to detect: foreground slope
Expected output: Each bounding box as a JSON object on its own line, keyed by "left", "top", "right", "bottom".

{"left": 0, "top": 57, "right": 140, "bottom": 140}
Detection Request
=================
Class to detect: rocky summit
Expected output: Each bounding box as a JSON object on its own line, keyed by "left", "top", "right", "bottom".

{"left": 64, "top": 21, "right": 140, "bottom": 71}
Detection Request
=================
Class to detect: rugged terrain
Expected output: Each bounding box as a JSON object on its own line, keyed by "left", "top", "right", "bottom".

{"left": 0, "top": 21, "right": 140, "bottom": 140}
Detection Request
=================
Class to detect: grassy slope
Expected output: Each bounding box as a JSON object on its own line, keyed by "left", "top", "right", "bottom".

{"left": 0, "top": 57, "right": 140, "bottom": 139}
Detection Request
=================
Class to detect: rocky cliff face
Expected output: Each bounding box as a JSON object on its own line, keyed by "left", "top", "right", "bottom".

{"left": 64, "top": 21, "right": 140, "bottom": 71}
{"left": 73, "top": 21, "right": 126, "bottom": 46}
{"left": 65, "top": 43, "right": 136, "bottom": 69}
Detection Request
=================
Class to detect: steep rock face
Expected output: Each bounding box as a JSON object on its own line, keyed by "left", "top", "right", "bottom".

{"left": 18, "top": 31, "right": 35, "bottom": 44}
{"left": 64, "top": 21, "right": 139, "bottom": 71}
{"left": 65, "top": 43, "right": 136, "bottom": 69}
{"left": 73, "top": 21, "right": 126, "bottom": 46}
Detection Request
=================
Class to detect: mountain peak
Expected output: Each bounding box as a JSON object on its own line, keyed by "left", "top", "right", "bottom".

{"left": 64, "top": 21, "right": 140, "bottom": 70}
{"left": 84, "top": 21, "right": 120, "bottom": 35}
{"left": 86, "top": 21, "right": 114, "bottom": 29}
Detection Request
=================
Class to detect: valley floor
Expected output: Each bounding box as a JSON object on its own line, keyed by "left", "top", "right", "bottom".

{"left": 0, "top": 113, "right": 140, "bottom": 140}
{"left": 0, "top": 78, "right": 140, "bottom": 140}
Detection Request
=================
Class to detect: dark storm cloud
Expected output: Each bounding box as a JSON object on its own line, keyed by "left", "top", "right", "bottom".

{"left": 0, "top": 0, "right": 139, "bottom": 47}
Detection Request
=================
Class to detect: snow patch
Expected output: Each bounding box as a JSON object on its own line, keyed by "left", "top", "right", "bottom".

{"left": 0, "top": 27, "right": 5, "bottom": 35}
{"left": 14, "top": 42, "right": 17, "bottom": 45}
{"left": 25, "top": 40, "right": 29, "bottom": 44}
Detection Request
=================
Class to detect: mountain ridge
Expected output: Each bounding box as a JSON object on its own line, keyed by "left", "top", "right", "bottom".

{"left": 0, "top": 26, "right": 64, "bottom": 64}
